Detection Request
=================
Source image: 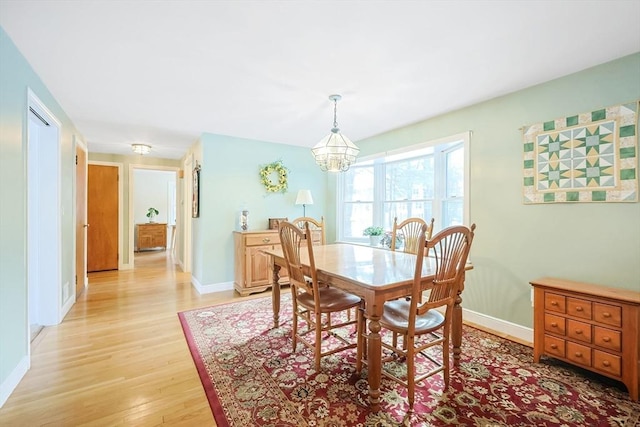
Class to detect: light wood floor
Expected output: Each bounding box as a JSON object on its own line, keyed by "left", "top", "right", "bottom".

{"left": 0, "top": 250, "right": 258, "bottom": 426}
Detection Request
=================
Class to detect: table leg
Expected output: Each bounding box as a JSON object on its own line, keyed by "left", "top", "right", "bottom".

{"left": 271, "top": 264, "right": 281, "bottom": 328}
{"left": 366, "top": 308, "right": 382, "bottom": 412}
{"left": 452, "top": 281, "right": 463, "bottom": 365}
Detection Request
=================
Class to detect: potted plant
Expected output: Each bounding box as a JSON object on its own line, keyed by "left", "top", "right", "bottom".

{"left": 363, "top": 226, "right": 384, "bottom": 247}
{"left": 146, "top": 207, "right": 159, "bottom": 223}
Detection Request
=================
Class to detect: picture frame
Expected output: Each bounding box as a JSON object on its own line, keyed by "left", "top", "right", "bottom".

{"left": 268, "top": 217, "right": 288, "bottom": 230}
{"left": 192, "top": 162, "right": 201, "bottom": 218}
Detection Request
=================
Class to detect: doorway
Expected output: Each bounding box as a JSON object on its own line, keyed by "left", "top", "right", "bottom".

{"left": 129, "top": 165, "right": 179, "bottom": 269}
{"left": 27, "top": 89, "right": 64, "bottom": 336}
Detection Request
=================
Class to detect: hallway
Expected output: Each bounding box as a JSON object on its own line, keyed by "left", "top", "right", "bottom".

{"left": 0, "top": 251, "right": 258, "bottom": 426}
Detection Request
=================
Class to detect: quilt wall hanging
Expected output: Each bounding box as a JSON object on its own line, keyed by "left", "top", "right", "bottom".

{"left": 523, "top": 101, "right": 638, "bottom": 204}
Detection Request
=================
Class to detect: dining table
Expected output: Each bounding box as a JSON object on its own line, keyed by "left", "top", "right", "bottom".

{"left": 263, "top": 243, "right": 473, "bottom": 412}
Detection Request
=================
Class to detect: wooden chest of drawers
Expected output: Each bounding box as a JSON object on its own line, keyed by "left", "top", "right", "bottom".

{"left": 136, "top": 223, "right": 167, "bottom": 251}
{"left": 531, "top": 277, "right": 640, "bottom": 400}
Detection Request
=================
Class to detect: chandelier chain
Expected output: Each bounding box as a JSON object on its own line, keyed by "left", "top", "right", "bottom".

{"left": 333, "top": 98, "right": 338, "bottom": 129}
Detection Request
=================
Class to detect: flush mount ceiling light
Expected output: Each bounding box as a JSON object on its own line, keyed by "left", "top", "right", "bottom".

{"left": 131, "top": 144, "right": 151, "bottom": 155}
{"left": 311, "top": 94, "right": 359, "bottom": 172}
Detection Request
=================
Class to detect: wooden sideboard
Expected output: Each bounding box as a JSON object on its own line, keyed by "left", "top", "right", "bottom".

{"left": 531, "top": 277, "right": 640, "bottom": 400}
{"left": 233, "top": 228, "right": 322, "bottom": 296}
{"left": 234, "top": 230, "right": 284, "bottom": 296}
{"left": 136, "top": 223, "right": 167, "bottom": 251}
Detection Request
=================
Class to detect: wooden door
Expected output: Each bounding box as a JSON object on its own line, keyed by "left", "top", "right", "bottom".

{"left": 75, "top": 146, "right": 88, "bottom": 295}
{"left": 88, "top": 164, "right": 118, "bottom": 272}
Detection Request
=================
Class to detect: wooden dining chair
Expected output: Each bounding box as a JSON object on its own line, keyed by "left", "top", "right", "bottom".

{"left": 391, "top": 217, "right": 435, "bottom": 254}
{"left": 291, "top": 216, "right": 325, "bottom": 245}
{"left": 376, "top": 223, "right": 476, "bottom": 410}
{"left": 279, "top": 221, "right": 363, "bottom": 371}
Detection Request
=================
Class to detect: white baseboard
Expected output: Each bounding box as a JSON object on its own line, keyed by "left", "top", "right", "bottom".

{"left": 191, "top": 276, "right": 234, "bottom": 294}
{"left": 60, "top": 295, "right": 74, "bottom": 322}
{"left": 0, "top": 355, "right": 29, "bottom": 408}
{"left": 119, "top": 262, "right": 133, "bottom": 270}
{"left": 463, "top": 308, "right": 533, "bottom": 345}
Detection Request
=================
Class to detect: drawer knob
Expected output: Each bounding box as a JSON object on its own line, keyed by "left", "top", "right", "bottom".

{"left": 576, "top": 306, "right": 583, "bottom": 312}
{"left": 551, "top": 322, "right": 557, "bottom": 328}
{"left": 602, "top": 312, "right": 611, "bottom": 318}
{"left": 575, "top": 329, "right": 582, "bottom": 334}
{"left": 602, "top": 360, "right": 611, "bottom": 367}
{"left": 602, "top": 336, "right": 611, "bottom": 342}
{"left": 263, "top": 238, "right": 271, "bottom": 243}
{"left": 550, "top": 344, "right": 557, "bottom": 349}
{"left": 574, "top": 351, "right": 582, "bottom": 357}
{"left": 551, "top": 301, "right": 558, "bottom": 306}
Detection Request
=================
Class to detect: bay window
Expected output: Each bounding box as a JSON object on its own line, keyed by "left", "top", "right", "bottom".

{"left": 337, "top": 132, "right": 470, "bottom": 244}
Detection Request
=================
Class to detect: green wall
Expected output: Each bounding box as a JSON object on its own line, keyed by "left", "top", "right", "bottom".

{"left": 0, "top": 27, "right": 79, "bottom": 392}
{"left": 344, "top": 53, "right": 640, "bottom": 327}
{"left": 192, "top": 133, "right": 327, "bottom": 286}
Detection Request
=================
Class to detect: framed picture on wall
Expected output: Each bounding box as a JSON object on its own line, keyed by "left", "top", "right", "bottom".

{"left": 192, "top": 163, "right": 200, "bottom": 218}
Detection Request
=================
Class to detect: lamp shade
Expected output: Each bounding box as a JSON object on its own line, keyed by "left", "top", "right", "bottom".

{"left": 312, "top": 130, "right": 359, "bottom": 172}
{"left": 295, "top": 190, "right": 314, "bottom": 206}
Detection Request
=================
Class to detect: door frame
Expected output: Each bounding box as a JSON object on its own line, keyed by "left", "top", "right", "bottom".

{"left": 127, "top": 164, "right": 180, "bottom": 269}
{"left": 26, "top": 88, "right": 67, "bottom": 329}
{"left": 88, "top": 161, "right": 124, "bottom": 269}
{"left": 74, "top": 137, "right": 88, "bottom": 295}
{"left": 182, "top": 155, "right": 193, "bottom": 273}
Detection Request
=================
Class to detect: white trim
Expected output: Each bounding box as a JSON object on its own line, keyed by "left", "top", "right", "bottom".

{"left": 463, "top": 131, "right": 471, "bottom": 225}
{"left": 183, "top": 155, "right": 193, "bottom": 273}
{"left": 89, "top": 161, "right": 124, "bottom": 269}
{"left": 73, "top": 135, "right": 89, "bottom": 294}
{"left": 463, "top": 307, "right": 533, "bottom": 345}
{"left": 0, "top": 356, "right": 29, "bottom": 408}
{"left": 357, "top": 131, "right": 472, "bottom": 163}
{"left": 27, "top": 88, "right": 62, "bottom": 128}
{"left": 191, "top": 276, "right": 234, "bottom": 294}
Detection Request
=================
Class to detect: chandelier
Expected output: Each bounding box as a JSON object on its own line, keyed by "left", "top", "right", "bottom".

{"left": 311, "top": 94, "right": 359, "bottom": 172}
{"left": 131, "top": 144, "right": 151, "bottom": 155}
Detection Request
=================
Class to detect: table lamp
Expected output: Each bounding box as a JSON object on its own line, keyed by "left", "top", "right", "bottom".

{"left": 295, "top": 190, "right": 313, "bottom": 217}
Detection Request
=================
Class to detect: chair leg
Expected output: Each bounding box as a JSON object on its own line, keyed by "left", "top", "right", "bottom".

{"left": 315, "top": 311, "right": 322, "bottom": 371}
{"left": 443, "top": 327, "right": 450, "bottom": 389}
{"left": 406, "top": 335, "right": 416, "bottom": 410}
{"left": 291, "top": 288, "right": 298, "bottom": 352}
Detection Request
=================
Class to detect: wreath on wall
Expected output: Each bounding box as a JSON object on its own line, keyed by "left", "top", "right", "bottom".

{"left": 259, "top": 160, "right": 288, "bottom": 193}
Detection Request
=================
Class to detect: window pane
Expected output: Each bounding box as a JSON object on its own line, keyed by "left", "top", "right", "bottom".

{"left": 342, "top": 202, "right": 373, "bottom": 239}
{"left": 442, "top": 199, "right": 463, "bottom": 227}
{"left": 446, "top": 146, "right": 464, "bottom": 198}
{"left": 383, "top": 201, "right": 433, "bottom": 231}
{"left": 344, "top": 166, "right": 373, "bottom": 202}
{"left": 385, "top": 156, "right": 434, "bottom": 200}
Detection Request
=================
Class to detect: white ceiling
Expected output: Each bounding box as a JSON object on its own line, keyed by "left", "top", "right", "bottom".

{"left": 1, "top": 1, "right": 639, "bottom": 160}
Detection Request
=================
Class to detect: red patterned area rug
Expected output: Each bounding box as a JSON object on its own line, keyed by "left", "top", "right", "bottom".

{"left": 178, "top": 296, "right": 640, "bottom": 426}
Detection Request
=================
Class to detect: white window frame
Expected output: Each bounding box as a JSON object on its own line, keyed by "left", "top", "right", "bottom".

{"left": 336, "top": 131, "right": 471, "bottom": 244}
